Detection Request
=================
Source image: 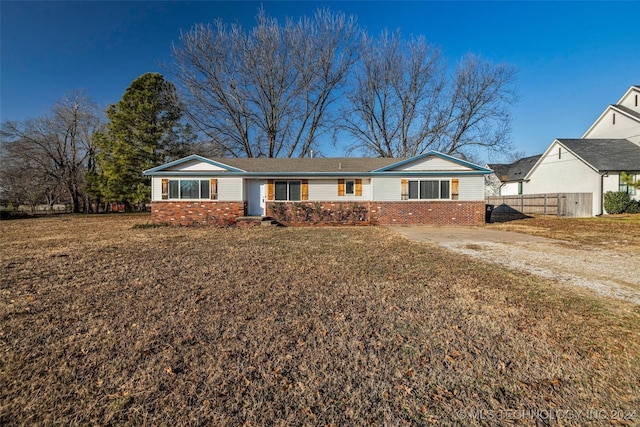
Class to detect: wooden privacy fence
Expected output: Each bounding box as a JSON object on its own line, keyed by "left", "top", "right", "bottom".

{"left": 486, "top": 193, "right": 593, "bottom": 219}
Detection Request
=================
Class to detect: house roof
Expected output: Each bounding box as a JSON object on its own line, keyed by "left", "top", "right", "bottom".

{"left": 207, "top": 157, "right": 403, "bottom": 173}
{"left": 488, "top": 154, "right": 542, "bottom": 182}
{"left": 143, "top": 151, "right": 492, "bottom": 176}
{"left": 486, "top": 163, "right": 509, "bottom": 179}
{"left": 557, "top": 138, "right": 640, "bottom": 172}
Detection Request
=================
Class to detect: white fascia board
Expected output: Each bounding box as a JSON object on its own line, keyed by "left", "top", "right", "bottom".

{"left": 149, "top": 170, "right": 492, "bottom": 178}
{"left": 372, "top": 150, "right": 492, "bottom": 172}
{"left": 143, "top": 154, "right": 246, "bottom": 175}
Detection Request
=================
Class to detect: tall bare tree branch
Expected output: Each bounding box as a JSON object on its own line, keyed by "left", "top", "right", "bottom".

{"left": 1, "top": 92, "right": 101, "bottom": 212}
{"left": 172, "top": 7, "right": 360, "bottom": 158}
{"left": 343, "top": 30, "right": 517, "bottom": 158}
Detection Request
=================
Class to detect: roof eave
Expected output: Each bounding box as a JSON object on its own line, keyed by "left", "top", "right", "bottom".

{"left": 142, "top": 154, "right": 246, "bottom": 175}
{"left": 144, "top": 170, "right": 492, "bottom": 177}
{"left": 372, "top": 150, "right": 492, "bottom": 172}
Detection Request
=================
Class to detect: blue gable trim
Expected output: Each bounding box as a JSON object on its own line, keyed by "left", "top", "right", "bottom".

{"left": 142, "top": 154, "right": 245, "bottom": 175}
{"left": 371, "top": 150, "right": 492, "bottom": 173}
{"left": 149, "top": 170, "right": 490, "bottom": 177}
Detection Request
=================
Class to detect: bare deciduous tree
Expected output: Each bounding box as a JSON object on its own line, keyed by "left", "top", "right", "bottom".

{"left": 341, "top": 30, "right": 445, "bottom": 157}
{"left": 0, "top": 136, "right": 61, "bottom": 211}
{"left": 172, "top": 7, "right": 360, "bottom": 158}
{"left": 443, "top": 54, "right": 517, "bottom": 157}
{"left": 343, "top": 29, "right": 517, "bottom": 158}
{"left": 0, "top": 92, "right": 101, "bottom": 212}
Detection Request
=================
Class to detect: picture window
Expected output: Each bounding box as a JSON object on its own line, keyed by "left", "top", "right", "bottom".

{"left": 166, "top": 179, "right": 212, "bottom": 200}
{"left": 274, "top": 180, "right": 301, "bottom": 201}
{"left": 407, "top": 180, "right": 451, "bottom": 200}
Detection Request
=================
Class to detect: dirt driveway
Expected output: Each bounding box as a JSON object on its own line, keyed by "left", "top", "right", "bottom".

{"left": 390, "top": 226, "right": 640, "bottom": 305}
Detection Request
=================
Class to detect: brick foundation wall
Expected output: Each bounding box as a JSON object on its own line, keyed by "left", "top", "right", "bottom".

{"left": 266, "top": 201, "right": 371, "bottom": 226}
{"left": 151, "top": 201, "right": 246, "bottom": 226}
{"left": 151, "top": 200, "right": 485, "bottom": 227}
{"left": 266, "top": 200, "right": 486, "bottom": 226}
{"left": 371, "top": 201, "right": 486, "bottom": 226}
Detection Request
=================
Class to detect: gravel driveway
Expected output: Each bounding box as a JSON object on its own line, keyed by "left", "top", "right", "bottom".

{"left": 390, "top": 226, "right": 640, "bottom": 305}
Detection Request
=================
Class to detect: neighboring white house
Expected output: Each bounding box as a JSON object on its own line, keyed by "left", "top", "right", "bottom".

{"left": 486, "top": 155, "right": 541, "bottom": 196}
{"left": 523, "top": 85, "right": 640, "bottom": 216}
{"left": 142, "top": 151, "right": 492, "bottom": 226}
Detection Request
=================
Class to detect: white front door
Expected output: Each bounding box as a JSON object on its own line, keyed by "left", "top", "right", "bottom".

{"left": 246, "top": 180, "right": 266, "bottom": 216}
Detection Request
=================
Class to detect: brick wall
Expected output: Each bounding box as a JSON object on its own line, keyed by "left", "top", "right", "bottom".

{"left": 151, "top": 201, "right": 246, "bottom": 226}
{"left": 151, "top": 200, "right": 485, "bottom": 227}
{"left": 371, "top": 201, "right": 485, "bottom": 226}
{"left": 266, "top": 201, "right": 370, "bottom": 226}
{"left": 266, "top": 200, "right": 486, "bottom": 226}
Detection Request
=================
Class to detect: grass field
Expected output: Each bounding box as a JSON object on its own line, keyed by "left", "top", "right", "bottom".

{"left": 2, "top": 215, "right": 639, "bottom": 425}
{"left": 488, "top": 214, "right": 640, "bottom": 251}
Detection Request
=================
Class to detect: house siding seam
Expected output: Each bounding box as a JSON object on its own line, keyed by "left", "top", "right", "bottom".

{"left": 265, "top": 200, "right": 485, "bottom": 226}
{"left": 151, "top": 201, "right": 246, "bottom": 226}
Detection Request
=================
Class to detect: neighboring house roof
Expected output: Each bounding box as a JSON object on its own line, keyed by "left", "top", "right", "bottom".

{"left": 488, "top": 154, "right": 542, "bottom": 182}
{"left": 556, "top": 138, "right": 640, "bottom": 172}
{"left": 486, "top": 163, "right": 508, "bottom": 179}
{"left": 143, "top": 151, "right": 492, "bottom": 176}
{"left": 613, "top": 104, "right": 640, "bottom": 121}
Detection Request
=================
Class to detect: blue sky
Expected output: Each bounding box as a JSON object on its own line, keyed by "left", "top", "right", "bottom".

{"left": 2, "top": 1, "right": 639, "bottom": 160}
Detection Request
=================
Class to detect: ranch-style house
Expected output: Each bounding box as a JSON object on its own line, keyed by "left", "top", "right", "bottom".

{"left": 142, "top": 151, "right": 492, "bottom": 226}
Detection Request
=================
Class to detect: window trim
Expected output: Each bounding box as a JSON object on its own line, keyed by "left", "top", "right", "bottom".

{"left": 163, "top": 178, "right": 215, "bottom": 200}
{"left": 345, "top": 180, "right": 355, "bottom": 195}
{"left": 407, "top": 179, "right": 452, "bottom": 200}
{"left": 274, "top": 180, "right": 302, "bottom": 201}
{"left": 338, "top": 178, "right": 363, "bottom": 197}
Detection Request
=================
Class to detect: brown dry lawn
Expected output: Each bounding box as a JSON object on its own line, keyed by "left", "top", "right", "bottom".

{"left": 488, "top": 214, "right": 640, "bottom": 252}
{"left": 1, "top": 214, "right": 639, "bottom": 426}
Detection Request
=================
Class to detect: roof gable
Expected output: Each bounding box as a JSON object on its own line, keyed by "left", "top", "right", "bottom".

{"left": 373, "top": 151, "right": 491, "bottom": 173}
{"left": 583, "top": 86, "right": 640, "bottom": 138}
{"left": 143, "top": 155, "right": 245, "bottom": 175}
{"left": 617, "top": 85, "right": 640, "bottom": 108}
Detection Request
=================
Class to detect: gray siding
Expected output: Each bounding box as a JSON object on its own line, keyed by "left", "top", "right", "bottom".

{"left": 458, "top": 176, "right": 485, "bottom": 201}
{"left": 372, "top": 176, "right": 485, "bottom": 201}
{"left": 308, "top": 178, "right": 370, "bottom": 201}
{"left": 151, "top": 176, "right": 242, "bottom": 201}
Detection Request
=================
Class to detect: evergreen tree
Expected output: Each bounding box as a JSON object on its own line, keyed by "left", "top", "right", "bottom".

{"left": 95, "top": 73, "right": 183, "bottom": 208}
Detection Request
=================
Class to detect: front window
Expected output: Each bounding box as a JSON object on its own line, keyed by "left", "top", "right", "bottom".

{"left": 345, "top": 180, "right": 355, "bottom": 195}
{"left": 167, "top": 179, "right": 212, "bottom": 199}
{"left": 274, "top": 180, "right": 301, "bottom": 201}
{"left": 408, "top": 180, "right": 451, "bottom": 200}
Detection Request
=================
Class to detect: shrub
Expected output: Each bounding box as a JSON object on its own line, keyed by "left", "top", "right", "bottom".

{"left": 268, "top": 202, "right": 289, "bottom": 222}
{"left": 603, "top": 191, "right": 631, "bottom": 214}
{"left": 625, "top": 200, "right": 640, "bottom": 214}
